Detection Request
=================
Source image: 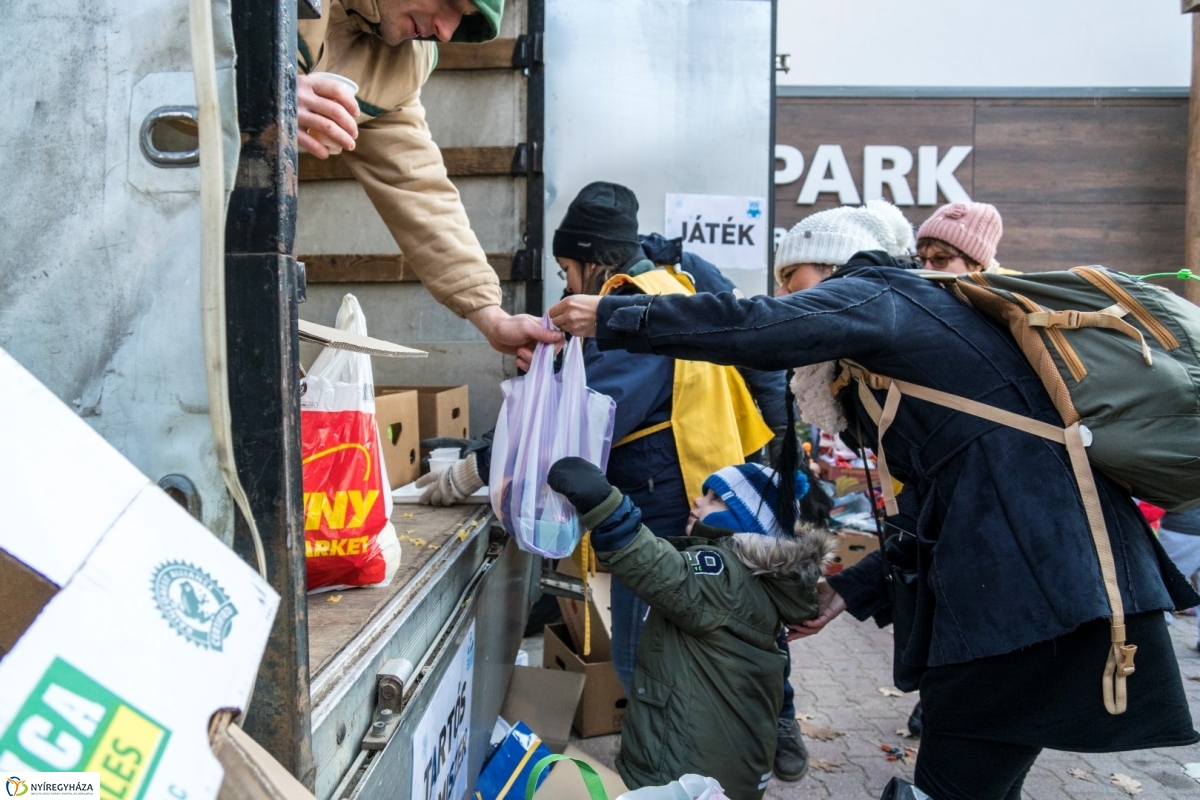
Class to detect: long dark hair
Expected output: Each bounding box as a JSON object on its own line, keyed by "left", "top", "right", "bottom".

{"left": 578, "top": 246, "right": 640, "bottom": 295}
{"left": 774, "top": 369, "right": 803, "bottom": 535}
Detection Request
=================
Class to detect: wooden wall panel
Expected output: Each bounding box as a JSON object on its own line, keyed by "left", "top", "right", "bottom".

{"left": 973, "top": 101, "right": 1187, "bottom": 204}
{"left": 299, "top": 146, "right": 515, "bottom": 180}
{"left": 302, "top": 252, "right": 515, "bottom": 283}
{"left": 774, "top": 96, "right": 1187, "bottom": 278}
{"left": 991, "top": 203, "right": 1184, "bottom": 274}
{"left": 435, "top": 39, "right": 515, "bottom": 70}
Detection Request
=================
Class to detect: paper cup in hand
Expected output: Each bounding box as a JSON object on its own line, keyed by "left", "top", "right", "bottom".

{"left": 306, "top": 72, "right": 359, "bottom": 155}
{"left": 429, "top": 456, "right": 457, "bottom": 474}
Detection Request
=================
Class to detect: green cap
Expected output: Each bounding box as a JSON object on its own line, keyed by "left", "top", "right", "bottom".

{"left": 452, "top": 0, "right": 503, "bottom": 42}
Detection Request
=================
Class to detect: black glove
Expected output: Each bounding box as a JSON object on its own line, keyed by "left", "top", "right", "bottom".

{"left": 547, "top": 457, "right": 614, "bottom": 516}
{"left": 421, "top": 431, "right": 492, "bottom": 458}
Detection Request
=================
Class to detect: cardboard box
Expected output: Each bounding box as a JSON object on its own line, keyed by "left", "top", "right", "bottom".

{"left": 475, "top": 721, "right": 554, "bottom": 800}
{"left": 0, "top": 349, "right": 279, "bottom": 800}
{"left": 533, "top": 744, "right": 627, "bottom": 799}
{"left": 380, "top": 385, "right": 469, "bottom": 444}
{"left": 375, "top": 389, "right": 420, "bottom": 489}
{"left": 500, "top": 666, "right": 585, "bottom": 754}
{"left": 826, "top": 530, "right": 881, "bottom": 575}
{"left": 544, "top": 623, "right": 627, "bottom": 738}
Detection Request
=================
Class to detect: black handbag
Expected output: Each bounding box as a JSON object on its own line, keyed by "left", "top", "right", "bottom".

{"left": 855, "top": 429, "right": 925, "bottom": 691}
{"left": 883, "top": 526, "right": 924, "bottom": 692}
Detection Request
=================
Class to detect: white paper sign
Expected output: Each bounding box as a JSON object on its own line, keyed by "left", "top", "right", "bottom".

{"left": 665, "top": 193, "right": 768, "bottom": 271}
{"left": 411, "top": 622, "right": 476, "bottom": 800}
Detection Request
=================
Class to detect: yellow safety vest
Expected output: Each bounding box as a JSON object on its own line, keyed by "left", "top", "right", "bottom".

{"left": 600, "top": 268, "right": 775, "bottom": 503}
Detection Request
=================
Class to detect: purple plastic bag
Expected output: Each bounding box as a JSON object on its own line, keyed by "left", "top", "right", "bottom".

{"left": 489, "top": 318, "right": 616, "bottom": 557}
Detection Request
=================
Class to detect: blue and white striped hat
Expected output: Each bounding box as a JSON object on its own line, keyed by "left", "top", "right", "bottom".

{"left": 701, "top": 464, "right": 809, "bottom": 537}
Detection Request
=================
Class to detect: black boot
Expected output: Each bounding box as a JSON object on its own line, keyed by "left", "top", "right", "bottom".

{"left": 906, "top": 700, "right": 923, "bottom": 737}
{"left": 880, "top": 777, "right": 931, "bottom": 799}
{"left": 774, "top": 716, "right": 808, "bottom": 781}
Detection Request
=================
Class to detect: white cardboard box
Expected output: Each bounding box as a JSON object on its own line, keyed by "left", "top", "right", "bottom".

{"left": 0, "top": 349, "right": 279, "bottom": 800}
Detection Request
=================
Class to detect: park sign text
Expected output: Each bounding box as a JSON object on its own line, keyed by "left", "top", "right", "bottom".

{"left": 775, "top": 144, "right": 973, "bottom": 207}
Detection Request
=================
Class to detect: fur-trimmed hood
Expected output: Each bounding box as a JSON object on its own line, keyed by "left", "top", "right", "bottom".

{"left": 727, "top": 523, "right": 837, "bottom": 584}
{"left": 734, "top": 523, "right": 835, "bottom": 625}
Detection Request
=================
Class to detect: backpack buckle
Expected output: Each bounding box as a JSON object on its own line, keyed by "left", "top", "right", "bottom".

{"left": 1117, "top": 643, "right": 1137, "bottom": 676}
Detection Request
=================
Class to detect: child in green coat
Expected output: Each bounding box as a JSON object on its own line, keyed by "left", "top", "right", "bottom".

{"left": 547, "top": 458, "right": 835, "bottom": 800}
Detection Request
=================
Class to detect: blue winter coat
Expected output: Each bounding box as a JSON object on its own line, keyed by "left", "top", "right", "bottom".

{"left": 639, "top": 234, "right": 788, "bottom": 433}
{"left": 593, "top": 263, "right": 1200, "bottom": 667}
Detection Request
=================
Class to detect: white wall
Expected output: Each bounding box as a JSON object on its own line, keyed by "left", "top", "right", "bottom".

{"left": 544, "top": 0, "right": 775, "bottom": 302}
{"left": 777, "top": 0, "right": 1192, "bottom": 88}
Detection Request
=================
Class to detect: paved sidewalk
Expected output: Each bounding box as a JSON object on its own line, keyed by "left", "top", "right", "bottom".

{"left": 560, "top": 614, "right": 1200, "bottom": 798}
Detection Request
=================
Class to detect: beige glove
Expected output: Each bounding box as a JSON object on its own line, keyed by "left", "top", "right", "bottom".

{"left": 416, "top": 454, "right": 485, "bottom": 506}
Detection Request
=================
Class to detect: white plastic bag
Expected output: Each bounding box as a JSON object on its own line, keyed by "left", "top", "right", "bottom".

{"left": 490, "top": 319, "right": 616, "bottom": 557}
{"left": 616, "top": 775, "right": 728, "bottom": 800}
{"left": 301, "top": 294, "right": 400, "bottom": 591}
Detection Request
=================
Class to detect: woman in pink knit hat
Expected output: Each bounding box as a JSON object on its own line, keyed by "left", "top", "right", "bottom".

{"left": 916, "top": 202, "right": 1011, "bottom": 274}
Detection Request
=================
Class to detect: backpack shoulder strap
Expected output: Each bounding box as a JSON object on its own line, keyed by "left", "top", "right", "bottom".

{"left": 842, "top": 365, "right": 1137, "bottom": 715}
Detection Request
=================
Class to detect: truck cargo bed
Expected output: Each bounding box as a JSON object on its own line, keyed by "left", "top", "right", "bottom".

{"left": 308, "top": 504, "right": 486, "bottom": 675}
{"left": 307, "top": 502, "right": 529, "bottom": 800}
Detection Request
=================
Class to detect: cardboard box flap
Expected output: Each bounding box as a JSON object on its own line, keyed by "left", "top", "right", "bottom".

{"left": 213, "top": 714, "right": 316, "bottom": 800}
{"left": 0, "top": 350, "right": 149, "bottom": 586}
{"left": 500, "top": 666, "right": 585, "bottom": 754}
{"left": 298, "top": 319, "right": 427, "bottom": 358}
{"left": 0, "top": 550, "right": 59, "bottom": 654}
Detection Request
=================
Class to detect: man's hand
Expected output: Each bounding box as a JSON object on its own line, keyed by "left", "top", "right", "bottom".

{"left": 297, "top": 73, "right": 360, "bottom": 158}
{"left": 467, "top": 305, "right": 561, "bottom": 368}
{"left": 785, "top": 579, "right": 846, "bottom": 640}
{"left": 548, "top": 295, "right": 601, "bottom": 339}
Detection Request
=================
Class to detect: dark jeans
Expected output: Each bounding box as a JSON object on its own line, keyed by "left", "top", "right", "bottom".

{"left": 913, "top": 731, "right": 1039, "bottom": 800}
{"left": 777, "top": 629, "right": 794, "bottom": 720}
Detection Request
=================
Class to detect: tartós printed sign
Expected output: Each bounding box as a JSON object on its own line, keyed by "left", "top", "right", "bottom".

{"left": 411, "top": 623, "right": 475, "bottom": 800}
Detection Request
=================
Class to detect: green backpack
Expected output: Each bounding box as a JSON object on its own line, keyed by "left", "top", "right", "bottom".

{"left": 837, "top": 266, "right": 1200, "bottom": 717}
{"left": 948, "top": 266, "right": 1200, "bottom": 512}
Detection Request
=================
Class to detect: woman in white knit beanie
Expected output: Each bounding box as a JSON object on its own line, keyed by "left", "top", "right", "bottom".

{"left": 774, "top": 200, "right": 914, "bottom": 296}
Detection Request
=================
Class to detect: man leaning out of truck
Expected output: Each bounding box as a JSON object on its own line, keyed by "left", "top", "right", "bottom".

{"left": 297, "top": 0, "right": 558, "bottom": 358}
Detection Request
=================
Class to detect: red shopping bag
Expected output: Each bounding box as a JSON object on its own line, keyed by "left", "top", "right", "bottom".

{"left": 301, "top": 295, "right": 398, "bottom": 590}
{"left": 302, "top": 408, "right": 388, "bottom": 588}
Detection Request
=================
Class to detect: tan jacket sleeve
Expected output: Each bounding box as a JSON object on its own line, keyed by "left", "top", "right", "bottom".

{"left": 341, "top": 92, "right": 502, "bottom": 317}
